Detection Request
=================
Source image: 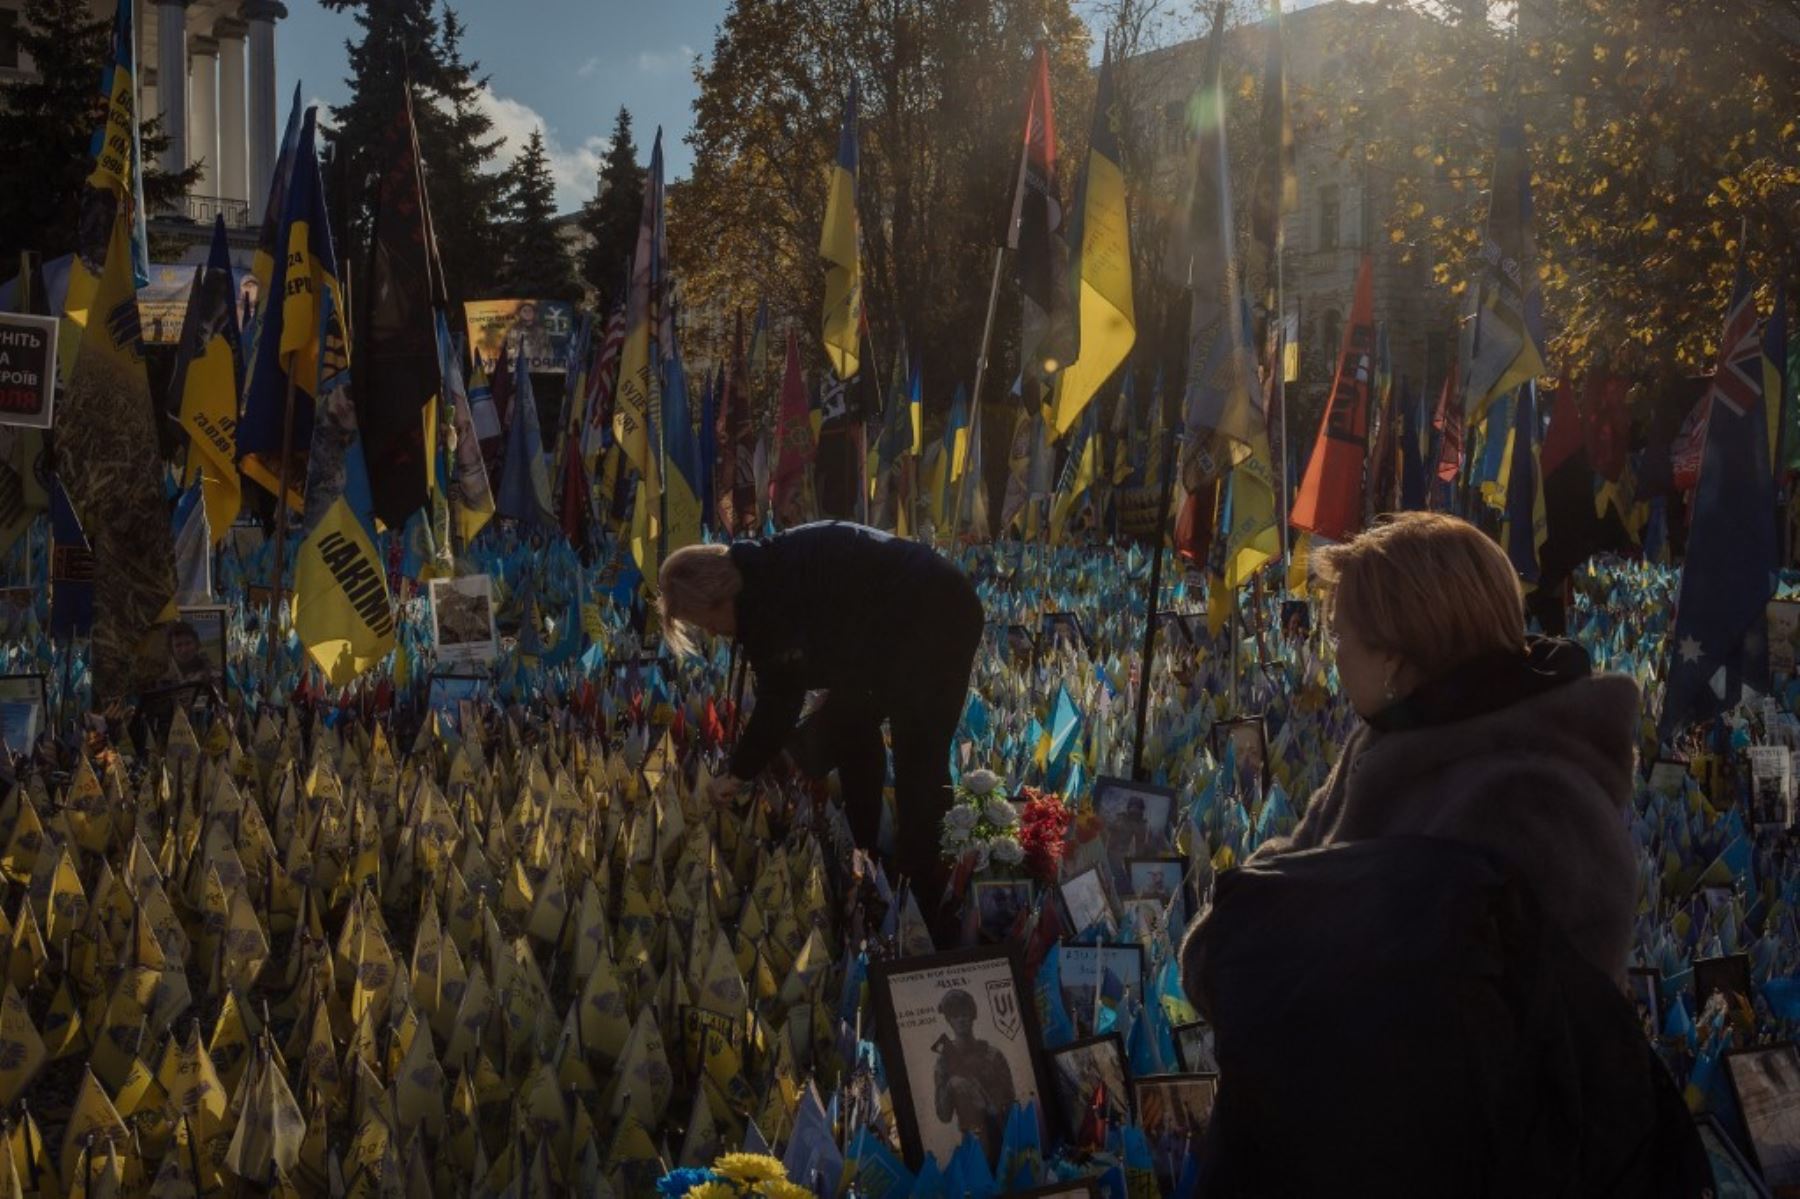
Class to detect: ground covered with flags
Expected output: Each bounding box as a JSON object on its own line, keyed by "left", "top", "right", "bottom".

{"left": 0, "top": 537, "right": 1785, "bottom": 1196}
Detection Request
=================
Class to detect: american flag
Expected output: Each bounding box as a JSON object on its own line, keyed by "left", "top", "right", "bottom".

{"left": 580, "top": 303, "right": 627, "bottom": 467}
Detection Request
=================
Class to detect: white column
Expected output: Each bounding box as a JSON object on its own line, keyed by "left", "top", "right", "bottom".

{"left": 215, "top": 19, "right": 249, "bottom": 210}
{"left": 155, "top": 0, "right": 189, "bottom": 182}
{"left": 188, "top": 35, "right": 219, "bottom": 200}
{"left": 244, "top": 0, "right": 287, "bottom": 224}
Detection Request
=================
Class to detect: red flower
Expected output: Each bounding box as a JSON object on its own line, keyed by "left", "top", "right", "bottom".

{"left": 1016, "top": 790, "right": 1073, "bottom": 885}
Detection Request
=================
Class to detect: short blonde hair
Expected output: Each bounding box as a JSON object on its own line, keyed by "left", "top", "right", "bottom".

{"left": 658, "top": 544, "right": 742, "bottom": 657}
{"left": 1314, "top": 512, "right": 1524, "bottom": 681}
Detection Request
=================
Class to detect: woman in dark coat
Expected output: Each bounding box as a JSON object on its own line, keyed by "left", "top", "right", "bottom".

{"left": 659, "top": 522, "right": 984, "bottom": 934}
{"left": 1179, "top": 512, "right": 1707, "bottom": 1196}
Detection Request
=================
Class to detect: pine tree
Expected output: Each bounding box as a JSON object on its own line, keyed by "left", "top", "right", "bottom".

{"left": 499, "top": 129, "right": 581, "bottom": 302}
{"left": 0, "top": 0, "right": 199, "bottom": 269}
{"left": 321, "top": 0, "right": 506, "bottom": 310}
{"left": 429, "top": 9, "right": 507, "bottom": 308}
{"left": 577, "top": 107, "right": 644, "bottom": 313}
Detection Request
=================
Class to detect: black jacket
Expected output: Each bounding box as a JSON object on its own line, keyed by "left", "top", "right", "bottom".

{"left": 1186, "top": 837, "right": 1710, "bottom": 1198}
{"left": 727, "top": 522, "right": 971, "bottom": 780}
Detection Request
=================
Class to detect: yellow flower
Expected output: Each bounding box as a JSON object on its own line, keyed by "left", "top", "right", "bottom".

{"left": 714, "top": 1154, "right": 785, "bottom": 1185}
{"left": 687, "top": 1185, "right": 738, "bottom": 1199}
{"left": 759, "top": 1182, "right": 813, "bottom": 1199}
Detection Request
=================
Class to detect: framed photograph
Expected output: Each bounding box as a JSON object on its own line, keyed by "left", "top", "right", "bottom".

{"left": 1726, "top": 1043, "right": 1800, "bottom": 1191}
{"left": 972, "top": 879, "right": 1032, "bottom": 944}
{"left": 1132, "top": 1073, "right": 1220, "bottom": 1186}
{"left": 429, "top": 575, "right": 498, "bottom": 670}
{"left": 1046, "top": 1033, "right": 1131, "bottom": 1146}
{"left": 1210, "top": 715, "right": 1271, "bottom": 800}
{"left": 1769, "top": 600, "right": 1800, "bottom": 678}
{"left": 1627, "top": 968, "right": 1662, "bottom": 1043}
{"left": 868, "top": 945, "right": 1052, "bottom": 1171}
{"left": 0, "top": 673, "right": 47, "bottom": 754}
{"left": 1006, "top": 624, "right": 1037, "bottom": 665}
{"left": 1126, "top": 857, "right": 1190, "bottom": 930}
{"left": 1040, "top": 612, "right": 1087, "bottom": 654}
{"left": 168, "top": 605, "right": 228, "bottom": 690}
{"left": 1092, "top": 777, "right": 1177, "bottom": 870}
{"left": 1172, "top": 1020, "right": 1219, "bottom": 1074}
{"left": 1648, "top": 757, "right": 1690, "bottom": 795}
{"left": 1058, "top": 867, "right": 1115, "bottom": 940}
{"left": 1695, "top": 952, "right": 1755, "bottom": 1014}
{"left": 1058, "top": 943, "right": 1146, "bottom": 1033}
{"left": 1280, "top": 599, "right": 1312, "bottom": 639}
{"left": 1695, "top": 1112, "right": 1773, "bottom": 1199}
{"left": 1747, "top": 745, "right": 1795, "bottom": 831}
{"left": 428, "top": 673, "right": 487, "bottom": 720}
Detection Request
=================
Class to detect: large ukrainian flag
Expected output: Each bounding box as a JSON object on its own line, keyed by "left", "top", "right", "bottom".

{"left": 238, "top": 108, "right": 347, "bottom": 511}
{"left": 1051, "top": 50, "right": 1134, "bottom": 437}
{"left": 820, "top": 79, "right": 862, "bottom": 381}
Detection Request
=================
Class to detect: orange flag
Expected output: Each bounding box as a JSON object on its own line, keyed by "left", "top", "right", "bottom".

{"left": 1291, "top": 254, "right": 1374, "bottom": 543}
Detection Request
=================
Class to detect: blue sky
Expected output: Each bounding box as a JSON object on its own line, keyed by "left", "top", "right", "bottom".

{"left": 281, "top": 0, "right": 728, "bottom": 211}
{"left": 278, "top": 0, "right": 1343, "bottom": 213}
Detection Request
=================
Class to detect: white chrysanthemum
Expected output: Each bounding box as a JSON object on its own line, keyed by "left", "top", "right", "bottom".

{"left": 990, "top": 836, "right": 1024, "bottom": 865}
{"left": 944, "top": 804, "right": 980, "bottom": 833}
{"left": 962, "top": 769, "right": 1001, "bottom": 796}
{"left": 983, "top": 797, "right": 1021, "bottom": 828}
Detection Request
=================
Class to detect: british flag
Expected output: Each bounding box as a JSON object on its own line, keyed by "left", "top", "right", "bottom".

{"left": 1673, "top": 271, "right": 1763, "bottom": 491}
{"left": 1710, "top": 273, "right": 1764, "bottom": 418}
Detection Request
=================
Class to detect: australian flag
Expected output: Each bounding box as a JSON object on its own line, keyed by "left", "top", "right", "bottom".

{"left": 1660, "top": 264, "right": 1777, "bottom": 741}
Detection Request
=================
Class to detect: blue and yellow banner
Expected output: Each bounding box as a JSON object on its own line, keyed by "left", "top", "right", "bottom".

{"left": 820, "top": 79, "right": 862, "bottom": 380}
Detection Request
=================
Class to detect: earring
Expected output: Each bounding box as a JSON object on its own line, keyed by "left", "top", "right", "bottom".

{"left": 1383, "top": 675, "right": 1398, "bottom": 702}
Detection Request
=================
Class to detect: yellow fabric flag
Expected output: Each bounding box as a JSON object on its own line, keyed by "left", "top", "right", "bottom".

{"left": 58, "top": 1068, "right": 129, "bottom": 1183}
{"left": 613, "top": 134, "right": 667, "bottom": 576}
{"left": 1051, "top": 52, "right": 1135, "bottom": 436}
{"left": 1223, "top": 429, "right": 1280, "bottom": 589}
{"left": 0, "top": 985, "right": 45, "bottom": 1106}
{"left": 820, "top": 81, "right": 863, "bottom": 380}
{"left": 291, "top": 491, "right": 395, "bottom": 686}
{"left": 224, "top": 1049, "right": 306, "bottom": 1184}
{"left": 176, "top": 259, "right": 244, "bottom": 541}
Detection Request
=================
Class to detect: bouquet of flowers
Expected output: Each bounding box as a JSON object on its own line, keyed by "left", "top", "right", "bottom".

{"left": 1016, "top": 786, "right": 1074, "bottom": 884}
{"left": 657, "top": 1153, "right": 813, "bottom": 1199}
{"left": 940, "top": 769, "right": 1026, "bottom": 877}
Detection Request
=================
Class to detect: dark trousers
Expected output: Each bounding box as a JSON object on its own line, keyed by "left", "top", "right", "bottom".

{"left": 814, "top": 574, "right": 984, "bottom": 922}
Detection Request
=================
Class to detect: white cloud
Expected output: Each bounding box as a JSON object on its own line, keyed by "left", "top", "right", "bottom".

{"left": 635, "top": 44, "right": 695, "bottom": 75}
{"left": 576, "top": 56, "right": 601, "bottom": 79}
{"left": 469, "top": 86, "right": 611, "bottom": 213}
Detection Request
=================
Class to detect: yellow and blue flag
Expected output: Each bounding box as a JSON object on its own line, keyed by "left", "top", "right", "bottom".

{"left": 56, "top": 0, "right": 176, "bottom": 695}
{"left": 614, "top": 129, "right": 666, "bottom": 573}
{"left": 1051, "top": 50, "right": 1134, "bottom": 436}
{"left": 285, "top": 133, "right": 394, "bottom": 686}
{"left": 174, "top": 217, "right": 244, "bottom": 542}
{"left": 1459, "top": 118, "right": 1545, "bottom": 422}
{"left": 239, "top": 108, "right": 348, "bottom": 512}
{"left": 820, "top": 79, "right": 862, "bottom": 380}
{"left": 661, "top": 326, "right": 704, "bottom": 554}
{"left": 1500, "top": 381, "right": 1547, "bottom": 585}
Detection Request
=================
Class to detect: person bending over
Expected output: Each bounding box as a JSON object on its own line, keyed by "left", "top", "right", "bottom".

{"left": 659, "top": 521, "right": 984, "bottom": 932}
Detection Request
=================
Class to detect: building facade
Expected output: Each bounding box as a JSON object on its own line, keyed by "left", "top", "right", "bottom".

{"left": 1123, "top": 0, "right": 1464, "bottom": 419}
{"left": 0, "top": 0, "right": 288, "bottom": 265}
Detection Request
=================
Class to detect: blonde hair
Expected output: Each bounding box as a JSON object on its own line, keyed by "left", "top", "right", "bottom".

{"left": 658, "top": 544, "right": 742, "bottom": 657}
{"left": 1313, "top": 512, "right": 1524, "bottom": 681}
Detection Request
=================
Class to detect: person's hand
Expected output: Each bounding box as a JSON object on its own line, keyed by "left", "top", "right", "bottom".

{"left": 707, "top": 773, "right": 745, "bottom": 808}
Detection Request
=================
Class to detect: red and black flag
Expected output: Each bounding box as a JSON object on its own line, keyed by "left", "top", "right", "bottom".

{"left": 355, "top": 86, "right": 446, "bottom": 531}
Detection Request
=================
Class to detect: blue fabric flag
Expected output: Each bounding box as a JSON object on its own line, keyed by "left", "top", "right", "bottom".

{"left": 844, "top": 1127, "right": 913, "bottom": 1199}
{"left": 1660, "top": 265, "right": 1778, "bottom": 739}
{"left": 494, "top": 354, "right": 555, "bottom": 529}
{"left": 1504, "top": 381, "right": 1541, "bottom": 582}
{"left": 1034, "top": 944, "right": 1077, "bottom": 1049}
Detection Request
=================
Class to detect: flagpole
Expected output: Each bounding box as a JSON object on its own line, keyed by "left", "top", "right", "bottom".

{"left": 954, "top": 246, "right": 1008, "bottom": 546}
{"left": 267, "top": 371, "right": 298, "bottom": 659}
{"left": 1131, "top": 433, "right": 1178, "bottom": 783}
